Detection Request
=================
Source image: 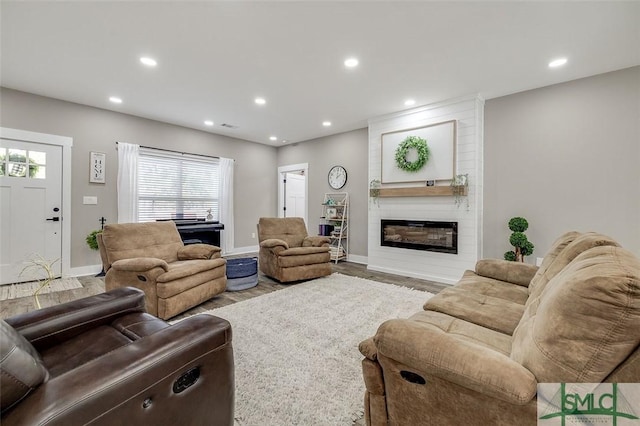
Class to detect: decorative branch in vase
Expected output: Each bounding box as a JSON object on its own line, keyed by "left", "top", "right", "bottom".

{"left": 19, "top": 254, "right": 60, "bottom": 309}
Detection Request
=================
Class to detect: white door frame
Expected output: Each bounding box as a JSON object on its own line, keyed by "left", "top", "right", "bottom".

{"left": 0, "top": 127, "right": 73, "bottom": 277}
{"left": 277, "top": 163, "right": 308, "bottom": 227}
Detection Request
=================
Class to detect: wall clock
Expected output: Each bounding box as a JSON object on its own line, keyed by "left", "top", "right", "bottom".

{"left": 328, "top": 165, "right": 347, "bottom": 190}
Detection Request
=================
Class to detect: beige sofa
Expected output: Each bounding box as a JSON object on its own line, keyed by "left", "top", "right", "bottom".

{"left": 98, "top": 221, "right": 227, "bottom": 319}
{"left": 257, "top": 217, "right": 332, "bottom": 282}
{"left": 359, "top": 231, "right": 640, "bottom": 425}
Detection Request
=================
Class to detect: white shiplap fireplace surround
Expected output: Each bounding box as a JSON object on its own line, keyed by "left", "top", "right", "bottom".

{"left": 367, "top": 96, "right": 484, "bottom": 285}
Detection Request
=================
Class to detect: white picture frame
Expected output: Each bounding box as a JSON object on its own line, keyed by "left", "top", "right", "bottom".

{"left": 89, "top": 151, "right": 106, "bottom": 183}
{"left": 381, "top": 120, "right": 456, "bottom": 184}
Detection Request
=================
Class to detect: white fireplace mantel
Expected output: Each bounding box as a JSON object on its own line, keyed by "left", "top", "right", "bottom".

{"left": 367, "top": 95, "right": 484, "bottom": 285}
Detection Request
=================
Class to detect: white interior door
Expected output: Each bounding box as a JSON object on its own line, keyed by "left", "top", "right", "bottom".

{"left": 285, "top": 172, "right": 306, "bottom": 220}
{"left": 277, "top": 163, "right": 308, "bottom": 228}
{"left": 0, "top": 139, "right": 63, "bottom": 284}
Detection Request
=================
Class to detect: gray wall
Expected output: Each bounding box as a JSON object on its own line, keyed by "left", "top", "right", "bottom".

{"left": 277, "top": 129, "right": 369, "bottom": 258}
{"left": 3, "top": 65, "right": 638, "bottom": 270}
{"left": 484, "top": 66, "right": 640, "bottom": 260}
{"left": 0, "top": 88, "right": 278, "bottom": 268}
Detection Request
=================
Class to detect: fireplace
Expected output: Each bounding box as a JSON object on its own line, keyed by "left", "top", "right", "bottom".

{"left": 381, "top": 220, "right": 458, "bottom": 254}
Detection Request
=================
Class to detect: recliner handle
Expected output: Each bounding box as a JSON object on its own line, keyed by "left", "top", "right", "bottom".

{"left": 173, "top": 366, "right": 200, "bottom": 393}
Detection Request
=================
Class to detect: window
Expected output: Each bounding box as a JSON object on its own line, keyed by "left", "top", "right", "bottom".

{"left": 0, "top": 147, "right": 47, "bottom": 179}
{"left": 137, "top": 148, "right": 219, "bottom": 222}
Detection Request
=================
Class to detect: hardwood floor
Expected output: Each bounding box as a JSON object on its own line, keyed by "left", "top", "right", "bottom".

{"left": 0, "top": 258, "right": 448, "bottom": 320}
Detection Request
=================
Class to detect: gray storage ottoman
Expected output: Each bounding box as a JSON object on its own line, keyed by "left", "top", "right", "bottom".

{"left": 226, "top": 257, "right": 258, "bottom": 291}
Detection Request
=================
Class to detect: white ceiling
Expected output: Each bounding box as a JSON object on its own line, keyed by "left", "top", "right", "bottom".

{"left": 2, "top": 1, "right": 639, "bottom": 147}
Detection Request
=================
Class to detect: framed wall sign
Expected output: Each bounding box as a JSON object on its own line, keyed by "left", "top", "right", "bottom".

{"left": 381, "top": 120, "right": 457, "bottom": 184}
{"left": 89, "top": 151, "right": 106, "bottom": 183}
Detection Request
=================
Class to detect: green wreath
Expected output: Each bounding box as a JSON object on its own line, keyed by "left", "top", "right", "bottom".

{"left": 395, "top": 136, "right": 430, "bottom": 172}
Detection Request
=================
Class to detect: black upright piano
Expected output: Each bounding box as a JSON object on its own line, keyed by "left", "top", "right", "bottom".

{"left": 158, "top": 219, "right": 224, "bottom": 247}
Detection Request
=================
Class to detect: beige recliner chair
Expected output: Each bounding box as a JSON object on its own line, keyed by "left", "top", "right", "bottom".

{"left": 1, "top": 287, "right": 234, "bottom": 425}
{"left": 257, "top": 217, "right": 332, "bottom": 282}
{"left": 98, "top": 221, "right": 227, "bottom": 319}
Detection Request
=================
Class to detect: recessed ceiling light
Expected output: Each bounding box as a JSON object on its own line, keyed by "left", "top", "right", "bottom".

{"left": 255, "top": 97, "right": 266, "bottom": 105}
{"left": 344, "top": 58, "right": 359, "bottom": 68}
{"left": 109, "top": 96, "right": 123, "bottom": 104}
{"left": 548, "top": 58, "right": 568, "bottom": 68}
{"left": 404, "top": 99, "right": 416, "bottom": 106}
{"left": 282, "top": 140, "right": 288, "bottom": 144}
{"left": 269, "top": 136, "right": 277, "bottom": 141}
{"left": 140, "top": 57, "right": 157, "bottom": 67}
{"left": 322, "top": 121, "right": 332, "bottom": 127}
{"left": 204, "top": 120, "right": 214, "bottom": 126}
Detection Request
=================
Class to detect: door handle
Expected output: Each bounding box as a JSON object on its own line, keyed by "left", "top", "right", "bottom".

{"left": 46, "top": 217, "right": 60, "bottom": 222}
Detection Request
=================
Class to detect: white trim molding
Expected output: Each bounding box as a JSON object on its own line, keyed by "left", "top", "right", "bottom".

{"left": 277, "top": 162, "right": 309, "bottom": 226}
{"left": 346, "top": 254, "right": 368, "bottom": 265}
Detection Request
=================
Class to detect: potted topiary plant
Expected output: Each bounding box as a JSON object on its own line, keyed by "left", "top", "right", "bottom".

{"left": 504, "top": 216, "right": 534, "bottom": 262}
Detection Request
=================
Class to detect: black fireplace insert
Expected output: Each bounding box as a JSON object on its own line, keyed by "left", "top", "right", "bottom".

{"left": 381, "top": 219, "right": 457, "bottom": 254}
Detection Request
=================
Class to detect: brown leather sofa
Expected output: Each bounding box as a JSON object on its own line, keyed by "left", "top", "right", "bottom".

{"left": 257, "top": 217, "right": 332, "bottom": 282}
{"left": 359, "top": 231, "right": 640, "bottom": 425}
{"left": 98, "top": 221, "right": 227, "bottom": 319}
{"left": 0, "top": 287, "right": 234, "bottom": 425}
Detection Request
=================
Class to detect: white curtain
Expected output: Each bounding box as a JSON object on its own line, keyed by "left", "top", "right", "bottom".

{"left": 117, "top": 142, "right": 139, "bottom": 223}
{"left": 219, "top": 157, "right": 234, "bottom": 254}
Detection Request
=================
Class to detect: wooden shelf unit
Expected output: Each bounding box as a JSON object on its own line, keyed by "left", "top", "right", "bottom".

{"left": 372, "top": 186, "right": 468, "bottom": 198}
{"left": 321, "top": 192, "right": 349, "bottom": 263}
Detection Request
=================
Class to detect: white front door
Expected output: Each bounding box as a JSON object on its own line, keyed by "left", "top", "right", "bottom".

{"left": 0, "top": 139, "right": 63, "bottom": 284}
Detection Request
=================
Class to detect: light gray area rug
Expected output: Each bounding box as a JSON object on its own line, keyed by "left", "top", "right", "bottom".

{"left": 0, "top": 277, "right": 83, "bottom": 300}
{"left": 204, "top": 273, "right": 433, "bottom": 426}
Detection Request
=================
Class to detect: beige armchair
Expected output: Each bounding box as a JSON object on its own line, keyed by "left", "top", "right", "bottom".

{"left": 98, "top": 221, "right": 226, "bottom": 319}
{"left": 257, "top": 217, "right": 332, "bottom": 282}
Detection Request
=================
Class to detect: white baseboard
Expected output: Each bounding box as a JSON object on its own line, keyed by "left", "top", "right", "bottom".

{"left": 70, "top": 264, "right": 103, "bottom": 277}
{"left": 224, "top": 245, "right": 259, "bottom": 256}
{"left": 366, "top": 264, "right": 455, "bottom": 285}
{"left": 346, "top": 254, "right": 367, "bottom": 265}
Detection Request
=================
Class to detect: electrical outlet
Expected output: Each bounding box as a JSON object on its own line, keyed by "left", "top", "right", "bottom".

{"left": 536, "top": 257, "right": 544, "bottom": 267}
{"left": 251, "top": 232, "right": 256, "bottom": 239}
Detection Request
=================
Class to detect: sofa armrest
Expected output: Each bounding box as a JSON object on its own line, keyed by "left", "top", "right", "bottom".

{"left": 260, "top": 238, "right": 289, "bottom": 249}
{"left": 374, "top": 319, "right": 537, "bottom": 405}
{"left": 1, "top": 315, "right": 234, "bottom": 426}
{"left": 111, "top": 257, "right": 170, "bottom": 272}
{"left": 303, "top": 236, "right": 331, "bottom": 247}
{"left": 359, "top": 337, "right": 378, "bottom": 361}
{"left": 178, "top": 243, "right": 222, "bottom": 260}
{"left": 6, "top": 287, "right": 146, "bottom": 350}
{"left": 475, "top": 259, "right": 538, "bottom": 287}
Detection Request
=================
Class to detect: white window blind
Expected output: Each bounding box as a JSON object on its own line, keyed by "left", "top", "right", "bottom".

{"left": 137, "top": 148, "right": 220, "bottom": 222}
